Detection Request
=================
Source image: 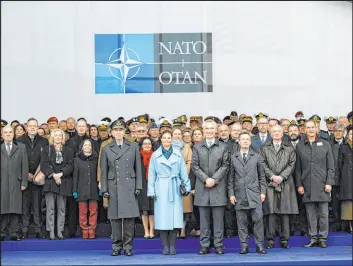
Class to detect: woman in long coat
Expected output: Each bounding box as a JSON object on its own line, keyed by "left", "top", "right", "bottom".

{"left": 148, "top": 130, "right": 191, "bottom": 255}
{"left": 73, "top": 139, "right": 99, "bottom": 239}
{"left": 172, "top": 127, "right": 192, "bottom": 238}
{"left": 338, "top": 127, "right": 353, "bottom": 233}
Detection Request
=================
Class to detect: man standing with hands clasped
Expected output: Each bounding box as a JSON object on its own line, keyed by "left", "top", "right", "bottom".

{"left": 228, "top": 132, "right": 267, "bottom": 254}
{"left": 191, "top": 120, "right": 229, "bottom": 255}
{"left": 100, "top": 120, "right": 142, "bottom": 256}
{"left": 295, "top": 120, "right": 335, "bottom": 248}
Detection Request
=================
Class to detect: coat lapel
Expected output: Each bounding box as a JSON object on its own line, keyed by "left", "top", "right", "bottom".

{"left": 1, "top": 144, "right": 8, "bottom": 157}
{"left": 9, "top": 143, "right": 18, "bottom": 158}
{"left": 109, "top": 140, "right": 121, "bottom": 156}
{"left": 116, "top": 139, "right": 131, "bottom": 160}
{"left": 235, "top": 151, "right": 245, "bottom": 167}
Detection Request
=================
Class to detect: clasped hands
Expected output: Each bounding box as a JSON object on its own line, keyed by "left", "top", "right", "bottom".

{"left": 271, "top": 175, "right": 282, "bottom": 186}
{"left": 205, "top": 178, "right": 215, "bottom": 188}
{"left": 53, "top": 172, "right": 63, "bottom": 185}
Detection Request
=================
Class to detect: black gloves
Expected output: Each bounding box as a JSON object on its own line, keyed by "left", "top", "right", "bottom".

{"left": 134, "top": 189, "right": 141, "bottom": 196}
{"left": 103, "top": 192, "right": 110, "bottom": 198}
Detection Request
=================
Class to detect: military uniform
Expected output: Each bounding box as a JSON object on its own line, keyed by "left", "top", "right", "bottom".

{"left": 309, "top": 115, "right": 330, "bottom": 141}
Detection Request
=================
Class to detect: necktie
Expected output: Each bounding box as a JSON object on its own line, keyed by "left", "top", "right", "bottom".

{"left": 275, "top": 143, "right": 280, "bottom": 153}
{"left": 6, "top": 143, "right": 11, "bottom": 155}
{"left": 261, "top": 136, "right": 266, "bottom": 143}
{"left": 208, "top": 141, "right": 212, "bottom": 148}
{"left": 243, "top": 153, "right": 247, "bottom": 163}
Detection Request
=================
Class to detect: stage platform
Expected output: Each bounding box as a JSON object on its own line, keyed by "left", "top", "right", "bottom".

{"left": 1, "top": 233, "right": 352, "bottom": 266}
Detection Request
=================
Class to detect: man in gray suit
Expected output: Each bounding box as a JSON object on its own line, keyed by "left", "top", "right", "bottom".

{"left": 191, "top": 120, "right": 229, "bottom": 255}
{"left": 228, "top": 132, "right": 267, "bottom": 254}
{"left": 1, "top": 126, "right": 28, "bottom": 241}
{"left": 100, "top": 120, "right": 142, "bottom": 256}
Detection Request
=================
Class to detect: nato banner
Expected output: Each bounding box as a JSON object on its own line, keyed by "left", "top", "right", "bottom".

{"left": 94, "top": 33, "right": 213, "bottom": 94}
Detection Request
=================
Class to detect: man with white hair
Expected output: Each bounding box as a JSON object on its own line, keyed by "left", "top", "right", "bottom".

{"left": 260, "top": 125, "right": 298, "bottom": 249}
{"left": 191, "top": 120, "right": 229, "bottom": 255}
{"left": 1, "top": 126, "right": 28, "bottom": 241}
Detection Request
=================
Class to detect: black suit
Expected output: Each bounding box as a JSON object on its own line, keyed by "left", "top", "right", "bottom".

{"left": 17, "top": 135, "right": 48, "bottom": 234}
{"left": 65, "top": 134, "right": 99, "bottom": 236}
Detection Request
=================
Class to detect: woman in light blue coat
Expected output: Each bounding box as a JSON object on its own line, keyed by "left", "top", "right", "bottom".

{"left": 148, "top": 130, "right": 191, "bottom": 255}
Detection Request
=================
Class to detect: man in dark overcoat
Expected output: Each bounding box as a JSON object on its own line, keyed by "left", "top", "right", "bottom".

{"left": 228, "top": 132, "right": 267, "bottom": 254}
{"left": 1, "top": 126, "right": 28, "bottom": 241}
{"left": 296, "top": 120, "right": 335, "bottom": 248}
{"left": 100, "top": 120, "right": 142, "bottom": 256}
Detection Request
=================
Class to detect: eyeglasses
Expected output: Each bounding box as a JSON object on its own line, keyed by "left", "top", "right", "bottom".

{"left": 143, "top": 143, "right": 152, "bottom": 145}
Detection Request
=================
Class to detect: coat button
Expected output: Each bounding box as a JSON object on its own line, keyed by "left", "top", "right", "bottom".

{"left": 127, "top": 159, "right": 129, "bottom": 160}
{"left": 88, "top": 166, "right": 90, "bottom": 168}
{"left": 116, "top": 166, "right": 119, "bottom": 168}
{"left": 127, "top": 172, "right": 129, "bottom": 174}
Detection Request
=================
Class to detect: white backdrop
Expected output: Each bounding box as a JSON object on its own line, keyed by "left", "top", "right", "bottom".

{"left": 1, "top": 1, "right": 352, "bottom": 126}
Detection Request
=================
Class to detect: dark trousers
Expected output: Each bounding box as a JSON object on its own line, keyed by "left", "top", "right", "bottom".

{"left": 193, "top": 205, "right": 200, "bottom": 231}
{"left": 266, "top": 214, "right": 290, "bottom": 244}
{"left": 1, "top": 214, "right": 20, "bottom": 238}
{"left": 97, "top": 198, "right": 108, "bottom": 223}
{"left": 331, "top": 186, "right": 342, "bottom": 231}
{"left": 224, "top": 201, "right": 237, "bottom": 236}
{"left": 290, "top": 192, "right": 308, "bottom": 234}
{"left": 111, "top": 218, "right": 135, "bottom": 251}
{"left": 236, "top": 206, "right": 264, "bottom": 248}
{"left": 22, "top": 184, "right": 42, "bottom": 233}
{"left": 199, "top": 206, "right": 225, "bottom": 249}
{"left": 305, "top": 202, "right": 329, "bottom": 242}
{"left": 66, "top": 196, "right": 78, "bottom": 235}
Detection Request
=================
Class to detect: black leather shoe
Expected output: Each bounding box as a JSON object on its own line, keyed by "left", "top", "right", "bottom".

{"left": 300, "top": 232, "right": 308, "bottom": 236}
{"left": 57, "top": 236, "right": 65, "bottom": 240}
{"left": 21, "top": 232, "right": 28, "bottom": 239}
{"left": 318, "top": 242, "right": 327, "bottom": 248}
{"left": 111, "top": 249, "right": 121, "bottom": 256}
{"left": 304, "top": 239, "right": 318, "bottom": 248}
{"left": 280, "top": 242, "right": 289, "bottom": 249}
{"left": 10, "top": 236, "right": 21, "bottom": 241}
{"left": 198, "top": 248, "right": 210, "bottom": 255}
{"left": 266, "top": 242, "right": 274, "bottom": 249}
{"left": 256, "top": 247, "right": 267, "bottom": 254}
{"left": 239, "top": 247, "right": 249, "bottom": 254}
{"left": 215, "top": 247, "right": 224, "bottom": 255}
{"left": 124, "top": 250, "right": 133, "bottom": 256}
{"left": 66, "top": 233, "right": 76, "bottom": 238}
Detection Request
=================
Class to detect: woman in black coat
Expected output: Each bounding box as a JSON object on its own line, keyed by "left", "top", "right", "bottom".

{"left": 338, "top": 126, "right": 353, "bottom": 233}
{"left": 137, "top": 137, "right": 155, "bottom": 239}
{"left": 41, "top": 129, "right": 74, "bottom": 240}
{"left": 73, "top": 139, "right": 99, "bottom": 239}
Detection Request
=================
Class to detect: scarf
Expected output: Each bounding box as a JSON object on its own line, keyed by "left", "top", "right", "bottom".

{"left": 172, "top": 139, "right": 184, "bottom": 150}
{"left": 140, "top": 150, "right": 153, "bottom": 180}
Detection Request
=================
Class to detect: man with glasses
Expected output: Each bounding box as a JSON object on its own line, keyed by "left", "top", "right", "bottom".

{"left": 17, "top": 118, "right": 48, "bottom": 239}
{"left": 251, "top": 117, "right": 271, "bottom": 153}
{"left": 192, "top": 120, "right": 229, "bottom": 255}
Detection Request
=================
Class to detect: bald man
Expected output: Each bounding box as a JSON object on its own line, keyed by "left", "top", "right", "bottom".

{"left": 1, "top": 126, "right": 28, "bottom": 241}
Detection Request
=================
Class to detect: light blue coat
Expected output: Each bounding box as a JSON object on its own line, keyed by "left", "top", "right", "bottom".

{"left": 147, "top": 146, "right": 191, "bottom": 230}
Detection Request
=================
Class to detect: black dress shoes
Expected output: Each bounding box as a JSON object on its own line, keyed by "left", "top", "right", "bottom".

{"left": 239, "top": 247, "right": 249, "bottom": 254}
{"left": 10, "top": 236, "right": 21, "bottom": 241}
{"left": 266, "top": 242, "right": 274, "bottom": 249}
{"left": 198, "top": 248, "right": 210, "bottom": 255}
{"left": 318, "top": 242, "right": 327, "bottom": 248}
{"left": 111, "top": 249, "right": 121, "bottom": 256}
{"left": 124, "top": 250, "right": 133, "bottom": 256}
{"left": 304, "top": 239, "right": 318, "bottom": 248}
{"left": 215, "top": 247, "right": 224, "bottom": 255}
{"left": 21, "top": 232, "right": 28, "bottom": 239}
{"left": 36, "top": 232, "right": 46, "bottom": 239}
{"left": 256, "top": 247, "right": 267, "bottom": 254}
{"left": 66, "top": 233, "right": 76, "bottom": 238}
{"left": 280, "top": 242, "right": 290, "bottom": 249}
{"left": 300, "top": 232, "right": 308, "bottom": 236}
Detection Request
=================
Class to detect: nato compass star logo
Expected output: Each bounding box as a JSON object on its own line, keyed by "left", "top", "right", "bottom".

{"left": 104, "top": 44, "right": 143, "bottom": 85}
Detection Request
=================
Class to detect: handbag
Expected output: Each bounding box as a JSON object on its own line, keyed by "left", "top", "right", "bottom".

{"left": 33, "top": 146, "right": 51, "bottom": 186}
{"left": 33, "top": 165, "right": 46, "bottom": 186}
{"left": 180, "top": 183, "right": 188, "bottom": 196}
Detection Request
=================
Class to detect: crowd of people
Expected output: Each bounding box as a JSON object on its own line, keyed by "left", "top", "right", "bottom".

{"left": 1, "top": 110, "right": 352, "bottom": 256}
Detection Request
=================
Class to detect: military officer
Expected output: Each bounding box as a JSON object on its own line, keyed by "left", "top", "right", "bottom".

{"left": 241, "top": 116, "right": 253, "bottom": 134}
{"left": 297, "top": 119, "right": 307, "bottom": 136}
{"left": 125, "top": 117, "right": 139, "bottom": 142}
{"left": 159, "top": 119, "right": 173, "bottom": 134}
{"left": 309, "top": 115, "right": 329, "bottom": 140}
{"left": 230, "top": 111, "right": 238, "bottom": 122}
{"left": 172, "top": 118, "right": 183, "bottom": 129}
{"left": 324, "top": 116, "right": 337, "bottom": 139}
{"left": 189, "top": 116, "right": 199, "bottom": 130}
{"left": 100, "top": 120, "right": 142, "bottom": 256}
{"left": 178, "top": 115, "right": 188, "bottom": 130}
{"left": 295, "top": 111, "right": 305, "bottom": 121}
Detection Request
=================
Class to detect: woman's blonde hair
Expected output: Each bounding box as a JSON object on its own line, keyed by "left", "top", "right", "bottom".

{"left": 49, "top": 129, "right": 67, "bottom": 145}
